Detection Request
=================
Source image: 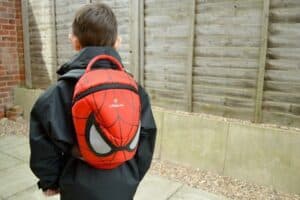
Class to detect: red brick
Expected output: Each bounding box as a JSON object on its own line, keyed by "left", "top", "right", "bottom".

{"left": 2, "top": 36, "right": 16, "bottom": 41}
{"left": 8, "top": 42, "right": 17, "bottom": 46}
{"left": 0, "top": 29, "right": 9, "bottom": 35}
{"left": 0, "top": 111, "right": 5, "bottom": 119}
{"left": 9, "top": 30, "right": 16, "bottom": 35}
{"left": 7, "top": 8, "right": 16, "bottom": 13}
{"left": 2, "top": 2, "right": 14, "bottom": 8}
{"left": 3, "top": 97, "right": 12, "bottom": 105}
{"left": 0, "top": 70, "right": 5, "bottom": 76}
{"left": 0, "top": 92, "right": 9, "bottom": 98}
{"left": 8, "top": 19, "right": 15, "bottom": 24}
{"left": 6, "top": 80, "right": 19, "bottom": 86}
{"left": 15, "top": 1, "right": 21, "bottom": 7}
{"left": 16, "top": 19, "right": 21, "bottom": 25}
{"left": 7, "top": 69, "right": 19, "bottom": 75}
{"left": 1, "top": 75, "right": 14, "bottom": 81}
{"left": 2, "top": 24, "right": 15, "bottom": 30}
{"left": 0, "top": 12, "right": 14, "bottom": 19}
{"left": 0, "top": 6, "right": 7, "bottom": 12}
{"left": 0, "top": 18, "right": 8, "bottom": 24}
{"left": 0, "top": 87, "right": 10, "bottom": 93}
{"left": 0, "top": 81, "right": 6, "bottom": 87}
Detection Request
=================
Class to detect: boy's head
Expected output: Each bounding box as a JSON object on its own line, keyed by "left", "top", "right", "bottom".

{"left": 70, "top": 3, "right": 120, "bottom": 51}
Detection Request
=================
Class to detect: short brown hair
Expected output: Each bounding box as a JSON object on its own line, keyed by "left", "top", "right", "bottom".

{"left": 72, "top": 3, "right": 118, "bottom": 47}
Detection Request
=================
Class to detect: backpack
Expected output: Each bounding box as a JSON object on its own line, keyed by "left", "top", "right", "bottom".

{"left": 71, "top": 54, "right": 141, "bottom": 169}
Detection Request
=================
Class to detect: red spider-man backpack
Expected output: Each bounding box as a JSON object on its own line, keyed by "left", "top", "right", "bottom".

{"left": 72, "top": 55, "right": 141, "bottom": 169}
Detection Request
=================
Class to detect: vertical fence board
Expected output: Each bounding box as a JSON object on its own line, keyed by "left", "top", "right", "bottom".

{"left": 254, "top": 0, "right": 270, "bottom": 122}
{"left": 27, "top": 0, "right": 54, "bottom": 88}
{"left": 129, "top": 0, "right": 140, "bottom": 80}
{"left": 186, "top": 0, "right": 196, "bottom": 112}
{"left": 50, "top": 0, "right": 58, "bottom": 83}
{"left": 21, "top": 0, "right": 32, "bottom": 88}
{"left": 139, "top": 0, "right": 145, "bottom": 86}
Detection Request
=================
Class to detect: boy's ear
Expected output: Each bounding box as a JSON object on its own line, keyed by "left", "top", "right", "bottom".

{"left": 69, "top": 33, "right": 82, "bottom": 51}
{"left": 114, "top": 35, "right": 122, "bottom": 50}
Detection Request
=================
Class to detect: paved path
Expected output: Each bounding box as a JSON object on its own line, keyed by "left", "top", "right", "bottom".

{"left": 0, "top": 135, "right": 227, "bottom": 200}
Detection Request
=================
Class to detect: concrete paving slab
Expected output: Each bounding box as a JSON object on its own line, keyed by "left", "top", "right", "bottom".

{"left": 170, "top": 186, "right": 227, "bottom": 200}
{"left": 0, "top": 135, "right": 27, "bottom": 151}
{"left": 135, "top": 174, "right": 183, "bottom": 200}
{"left": 0, "top": 163, "right": 37, "bottom": 199}
{"left": 153, "top": 109, "right": 164, "bottom": 159}
{"left": 0, "top": 135, "right": 229, "bottom": 200}
{"left": 7, "top": 186, "right": 60, "bottom": 200}
{"left": 1, "top": 143, "right": 30, "bottom": 162}
{"left": 0, "top": 153, "right": 22, "bottom": 170}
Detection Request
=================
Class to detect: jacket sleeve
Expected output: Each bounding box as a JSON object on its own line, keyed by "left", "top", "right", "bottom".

{"left": 29, "top": 84, "right": 74, "bottom": 190}
{"left": 135, "top": 86, "right": 157, "bottom": 181}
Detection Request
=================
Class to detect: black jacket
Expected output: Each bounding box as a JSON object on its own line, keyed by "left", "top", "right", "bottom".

{"left": 29, "top": 47, "right": 157, "bottom": 200}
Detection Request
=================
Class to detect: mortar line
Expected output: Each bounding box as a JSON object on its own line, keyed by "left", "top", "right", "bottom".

{"left": 166, "top": 184, "right": 184, "bottom": 200}
{"left": 221, "top": 123, "right": 230, "bottom": 175}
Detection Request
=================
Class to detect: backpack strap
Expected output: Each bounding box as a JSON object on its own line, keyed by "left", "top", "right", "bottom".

{"left": 58, "top": 69, "right": 85, "bottom": 81}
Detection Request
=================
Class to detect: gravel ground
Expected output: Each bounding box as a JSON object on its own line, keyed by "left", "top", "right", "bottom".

{"left": 1, "top": 118, "right": 299, "bottom": 200}
{"left": 149, "top": 160, "right": 300, "bottom": 200}
{"left": 0, "top": 118, "right": 28, "bottom": 137}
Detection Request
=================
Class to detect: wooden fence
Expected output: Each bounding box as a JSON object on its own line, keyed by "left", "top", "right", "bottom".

{"left": 21, "top": 0, "right": 300, "bottom": 128}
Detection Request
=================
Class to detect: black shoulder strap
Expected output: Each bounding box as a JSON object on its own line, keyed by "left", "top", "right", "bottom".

{"left": 58, "top": 69, "right": 85, "bottom": 81}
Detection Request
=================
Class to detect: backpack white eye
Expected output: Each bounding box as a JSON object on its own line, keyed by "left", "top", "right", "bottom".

{"left": 128, "top": 122, "right": 141, "bottom": 150}
{"left": 89, "top": 124, "right": 112, "bottom": 155}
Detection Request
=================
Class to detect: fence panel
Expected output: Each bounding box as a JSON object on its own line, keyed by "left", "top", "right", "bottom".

{"left": 143, "top": 0, "right": 194, "bottom": 110}
{"left": 23, "top": 0, "right": 300, "bottom": 128}
{"left": 192, "top": 0, "right": 263, "bottom": 120}
{"left": 262, "top": 0, "right": 300, "bottom": 127}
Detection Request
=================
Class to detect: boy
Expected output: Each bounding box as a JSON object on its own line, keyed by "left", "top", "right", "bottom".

{"left": 29, "top": 3, "right": 156, "bottom": 200}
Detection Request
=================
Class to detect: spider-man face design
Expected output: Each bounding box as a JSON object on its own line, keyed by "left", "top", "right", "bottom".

{"left": 86, "top": 114, "right": 141, "bottom": 156}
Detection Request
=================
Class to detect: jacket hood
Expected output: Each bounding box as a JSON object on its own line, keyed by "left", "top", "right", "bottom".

{"left": 57, "top": 46, "right": 122, "bottom": 76}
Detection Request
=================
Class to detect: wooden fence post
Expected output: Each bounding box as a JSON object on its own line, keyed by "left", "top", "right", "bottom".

{"left": 130, "top": 0, "right": 140, "bottom": 82}
{"left": 139, "top": 0, "right": 145, "bottom": 87}
{"left": 186, "top": 0, "right": 196, "bottom": 112}
{"left": 254, "top": 0, "right": 270, "bottom": 123}
{"left": 21, "top": 0, "right": 32, "bottom": 88}
{"left": 50, "top": 0, "right": 58, "bottom": 83}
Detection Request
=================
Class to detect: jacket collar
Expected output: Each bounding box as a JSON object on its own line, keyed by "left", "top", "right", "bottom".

{"left": 57, "top": 46, "right": 122, "bottom": 76}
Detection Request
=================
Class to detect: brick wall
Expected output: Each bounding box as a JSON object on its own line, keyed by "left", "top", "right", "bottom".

{"left": 0, "top": 0, "right": 25, "bottom": 118}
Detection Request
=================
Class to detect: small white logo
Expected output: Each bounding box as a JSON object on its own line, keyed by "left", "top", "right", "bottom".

{"left": 109, "top": 98, "right": 124, "bottom": 108}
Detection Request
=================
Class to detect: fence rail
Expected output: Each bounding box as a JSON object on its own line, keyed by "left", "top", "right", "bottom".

{"left": 22, "top": 0, "right": 300, "bottom": 128}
